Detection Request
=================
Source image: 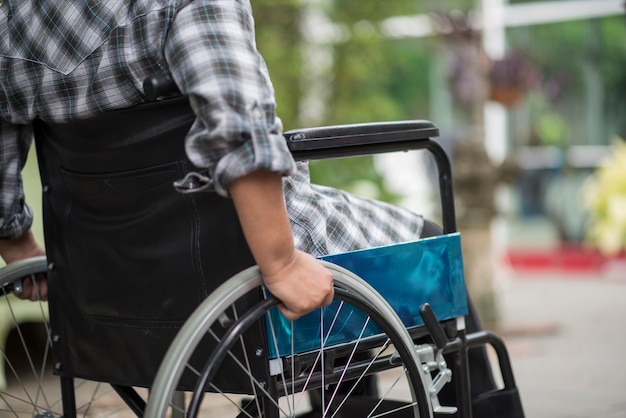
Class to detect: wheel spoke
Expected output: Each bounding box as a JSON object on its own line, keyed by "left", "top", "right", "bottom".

{"left": 145, "top": 265, "right": 428, "bottom": 418}
{"left": 2, "top": 259, "right": 142, "bottom": 418}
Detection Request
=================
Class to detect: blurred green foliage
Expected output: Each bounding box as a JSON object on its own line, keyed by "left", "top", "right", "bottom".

{"left": 252, "top": 2, "right": 625, "bottom": 198}
{"left": 253, "top": 0, "right": 431, "bottom": 200}
{"left": 252, "top": 0, "right": 303, "bottom": 129}
{"left": 328, "top": 0, "right": 422, "bottom": 23}
{"left": 508, "top": 16, "right": 626, "bottom": 145}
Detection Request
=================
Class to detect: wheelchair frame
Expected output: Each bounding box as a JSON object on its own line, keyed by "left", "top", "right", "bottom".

{"left": 0, "top": 75, "right": 522, "bottom": 418}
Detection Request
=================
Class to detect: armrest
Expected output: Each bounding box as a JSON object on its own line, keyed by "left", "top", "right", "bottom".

{"left": 287, "top": 121, "right": 457, "bottom": 234}
{"left": 285, "top": 121, "right": 439, "bottom": 161}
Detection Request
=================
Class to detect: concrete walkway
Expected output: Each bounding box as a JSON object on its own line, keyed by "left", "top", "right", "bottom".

{"left": 493, "top": 267, "right": 626, "bottom": 417}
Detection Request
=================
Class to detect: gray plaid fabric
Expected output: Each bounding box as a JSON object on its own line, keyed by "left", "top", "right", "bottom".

{"left": 0, "top": 0, "right": 423, "bottom": 253}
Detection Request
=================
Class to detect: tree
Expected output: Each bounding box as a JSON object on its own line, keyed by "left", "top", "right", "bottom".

{"left": 252, "top": 0, "right": 303, "bottom": 129}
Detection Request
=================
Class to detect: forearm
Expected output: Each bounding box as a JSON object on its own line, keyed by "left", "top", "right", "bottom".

{"left": 229, "top": 170, "right": 334, "bottom": 320}
{"left": 229, "top": 170, "right": 295, "bottom": 276}
{"left": 0, "top": 229, "right": 45, "bottom": 264}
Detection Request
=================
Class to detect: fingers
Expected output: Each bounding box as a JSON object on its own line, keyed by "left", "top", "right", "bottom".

{"left": 13, "top": 274, "right": 48, "bottom": 301}
{"left": 290, "top": 270, "right": 333, "bottom": 319}
{"left": 277, "top": 281, "right": 335, "bottom": 321}
{"left": 263, "top": 253, "right": 335, "bottom": 321}
{"left": 34, "top": 274, "right": 48, "bottom": 301}
{"left": 322, "top": 281, "right": 335, "bottom": 307}
{"left": 277, "top": 304, "right": 299, "bottom": 321}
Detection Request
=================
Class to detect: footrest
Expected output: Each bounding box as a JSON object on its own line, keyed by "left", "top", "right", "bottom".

{"left": 471, "top": 388, "right": 525, "bottom": 418}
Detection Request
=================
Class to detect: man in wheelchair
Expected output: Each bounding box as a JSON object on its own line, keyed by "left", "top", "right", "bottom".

{"left": 0, "top": 0, "right": 523, "bottom": 417}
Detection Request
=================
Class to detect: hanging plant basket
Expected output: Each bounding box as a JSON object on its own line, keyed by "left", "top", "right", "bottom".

{"left": 488, "top": 50, "right": 537, "bottom": 108}
{"left": 489, "top": 84, "right": 524, "bottom": 107}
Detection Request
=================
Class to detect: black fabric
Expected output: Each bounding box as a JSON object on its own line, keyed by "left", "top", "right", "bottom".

{"left": 33, "top": 97, "right": 262, "bottom": 388}
{"left": 420, "top": 219, "right": 443, "bottom": 239}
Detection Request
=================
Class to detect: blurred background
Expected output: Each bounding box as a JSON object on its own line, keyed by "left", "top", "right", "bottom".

{"left": 250, "top": 0, "right": 626, "bottom": 324}
{"left": 251, "top": 0, "right": 626, "bottom": 415}
{"left": 17, "top": 0, "right": 626, "bottom": 415}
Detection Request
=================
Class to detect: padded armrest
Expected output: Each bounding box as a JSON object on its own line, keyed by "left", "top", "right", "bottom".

{"left": 285, "top": 121, "right": 439, "bottom": 161}
{"left": 286, "top": 120, "right": 456, "bottom": 234}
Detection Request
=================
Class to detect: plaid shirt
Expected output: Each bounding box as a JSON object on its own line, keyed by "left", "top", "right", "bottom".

{"left": 0, "top": 0, "right": 423, "bottom": 255}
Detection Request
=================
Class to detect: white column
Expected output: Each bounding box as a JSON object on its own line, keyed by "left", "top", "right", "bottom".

{"left": 481, "top": 0, "right": 509, "bottom": 165}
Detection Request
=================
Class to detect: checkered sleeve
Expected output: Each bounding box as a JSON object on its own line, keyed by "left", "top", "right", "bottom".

{"left": 163, "top": 0, "right": 425, "bottom": 255}
{"left": 0, "top": 122, "right": 34, "bottom": 239}
{"left": 164, "top": 0, "right": 297, "bottom": 196}
{"left": 285, "top": 164, "right": 425, "bottom": 256}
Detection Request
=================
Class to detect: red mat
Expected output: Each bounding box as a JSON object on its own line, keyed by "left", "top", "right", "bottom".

{"left": 504, "top": 244, "right": 626, "bottom": 274}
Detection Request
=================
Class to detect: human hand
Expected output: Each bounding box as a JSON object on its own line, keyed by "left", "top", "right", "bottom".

{"left": 0, "top": 230, "right": 47, "bottom": 301}
{"left": 261, "top": 250, "right": 334, "bottom": 321}
{"left": 13, "top": 272, "right": 48, "bottom": 302}
{"left": 229, "top": 171, "right": 335, "bottom": 321}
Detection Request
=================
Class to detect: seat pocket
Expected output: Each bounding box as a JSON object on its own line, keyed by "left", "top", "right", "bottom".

{"left": 58, "top": 161, "right": 207, "bottom": 324}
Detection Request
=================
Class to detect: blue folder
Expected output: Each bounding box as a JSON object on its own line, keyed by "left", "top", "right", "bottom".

{"left": 266, "top": 233, "right": 468, "bottom": 358}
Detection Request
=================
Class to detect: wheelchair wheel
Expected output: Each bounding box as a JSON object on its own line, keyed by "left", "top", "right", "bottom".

{"left": 0, "top": 257, "right": 144, "bottom": 418}
{"left": 146, "top": 261, "right": 432, "bottom": 418}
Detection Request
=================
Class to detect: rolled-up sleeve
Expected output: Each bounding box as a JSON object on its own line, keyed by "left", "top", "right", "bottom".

{"left": 0, "top": 121, "right": 34, "bottom": 239}
{"left": 164, "top": 0, "right": 296, "bottom": 196}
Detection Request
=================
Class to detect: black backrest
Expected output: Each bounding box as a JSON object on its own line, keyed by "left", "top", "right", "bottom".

{"left": 33, "top": 97, "right": 257, "bottom": 387}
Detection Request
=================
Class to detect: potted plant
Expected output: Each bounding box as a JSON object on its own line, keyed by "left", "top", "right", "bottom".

{"left": 488, "top": 50, "right": 538, "bottom": 108}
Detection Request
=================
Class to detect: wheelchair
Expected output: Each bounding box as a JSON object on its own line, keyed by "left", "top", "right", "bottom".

{"left": 0, "top": 74, "right": 523, "bottom": 418}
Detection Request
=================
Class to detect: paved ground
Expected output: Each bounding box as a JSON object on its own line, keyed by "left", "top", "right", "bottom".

{"left": 492, "top": 265, "right": 626, "bottom": 418}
